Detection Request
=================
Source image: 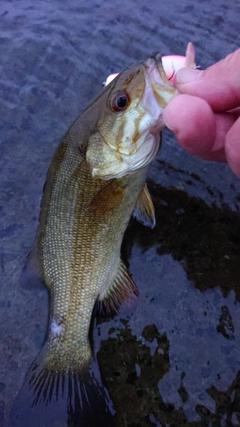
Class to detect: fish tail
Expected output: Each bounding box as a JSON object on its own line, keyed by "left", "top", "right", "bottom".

{"left": 10, "top": 347, "right": 115, "bottom": 427}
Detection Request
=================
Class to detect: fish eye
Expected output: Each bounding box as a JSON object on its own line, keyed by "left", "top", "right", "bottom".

{"left": 111, "top": 91, "right": 130, "bottom": 112}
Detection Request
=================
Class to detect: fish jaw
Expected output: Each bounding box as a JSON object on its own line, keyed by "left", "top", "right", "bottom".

{"left": 140, "top": 53, "right": 178, "bottom": 129}
{"left": 86, "top": 55, "right": 177, "bottom": 180}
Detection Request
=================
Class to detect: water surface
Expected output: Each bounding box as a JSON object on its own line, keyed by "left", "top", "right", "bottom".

{"left": 1, "top": 0, "right": 240, "bottom": 426}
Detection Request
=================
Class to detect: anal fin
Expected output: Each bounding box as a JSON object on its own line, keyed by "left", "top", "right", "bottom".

{"left": 133, "top": 184, "right": 156, "bottom": 228}
{"left": 98, "top": 260, "right": 139, "bottom": 315}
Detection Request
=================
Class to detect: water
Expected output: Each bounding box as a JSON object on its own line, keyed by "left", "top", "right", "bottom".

{"left": 1, "top": 0, "right": 240, "bottom": 426}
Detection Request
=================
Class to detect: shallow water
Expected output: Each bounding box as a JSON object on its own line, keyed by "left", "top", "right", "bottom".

{"left": 1, "top": 0, "right": 240, "bottom": 426}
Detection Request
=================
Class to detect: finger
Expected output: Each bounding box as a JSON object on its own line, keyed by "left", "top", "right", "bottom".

{"left": 174, "top": 49, "right": 240, "bottom": 112}
{"left": 163, "top": 94, "right": 216, "bottom": 158}
{"left": 225, "top": 116, "right": 240, "bottom": 177}
{"left": 205, "top": 112, "right": 237, "bottom": 162}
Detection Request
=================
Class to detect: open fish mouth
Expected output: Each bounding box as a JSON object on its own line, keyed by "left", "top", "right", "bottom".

{"left": 145, "top": 52, "right": 171, "bottom": 88}
{"left": 140, "top": 53, "right": 177, "bottom": 124}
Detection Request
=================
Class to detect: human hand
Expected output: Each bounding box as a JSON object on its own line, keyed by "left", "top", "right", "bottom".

{"left": 163, "top": 49, "right": 240, "bottom": 177}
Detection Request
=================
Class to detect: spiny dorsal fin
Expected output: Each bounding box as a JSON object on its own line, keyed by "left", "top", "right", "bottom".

{"left": 98, "top": 260, "right": 139, "bottom": 315}
{"left": 133, "top": 184, "right": 156, "bottom": 228}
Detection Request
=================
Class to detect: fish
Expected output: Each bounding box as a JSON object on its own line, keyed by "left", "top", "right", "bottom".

{"left": 11, "top": 52, "right": 177, "bottom": 427}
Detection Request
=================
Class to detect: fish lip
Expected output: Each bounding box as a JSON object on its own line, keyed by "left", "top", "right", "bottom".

{"left": 149, "top": 52, "right": 162, "bottom": 65}
{"left": 144, "top": 54, "right": 172, "bottom": 88}
{"left": 143, "top": 54, "right": 178, "bottom": 111}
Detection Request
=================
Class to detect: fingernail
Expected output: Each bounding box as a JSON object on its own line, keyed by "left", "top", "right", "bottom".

{"left": 175, "top": 68, "right": 203, "bottom": 85}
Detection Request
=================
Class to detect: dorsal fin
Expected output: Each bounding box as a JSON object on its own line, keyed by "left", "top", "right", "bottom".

{"left": 98, "top": 260, "right": 139, "bottom": 315}
{"left": 133, "top": 184, "right": 156, "bottom": 228}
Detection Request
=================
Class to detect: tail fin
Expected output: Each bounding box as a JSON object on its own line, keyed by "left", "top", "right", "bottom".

{"left": 11, "top": 350, "right": 115, "bottom": 427}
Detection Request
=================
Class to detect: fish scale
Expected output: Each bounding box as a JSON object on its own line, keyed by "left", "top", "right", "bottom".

{"left": 43, "top": 152, "right": 132, "bottom": 366}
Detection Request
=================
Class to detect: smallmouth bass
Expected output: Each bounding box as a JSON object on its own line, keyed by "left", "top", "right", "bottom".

{"left": 12, "top": 53, "right": 177, "bottom": 427}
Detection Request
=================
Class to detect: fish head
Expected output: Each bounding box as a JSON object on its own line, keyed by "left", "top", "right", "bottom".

{"left": 86, "top": 54, "right": 178, "bottom": 179}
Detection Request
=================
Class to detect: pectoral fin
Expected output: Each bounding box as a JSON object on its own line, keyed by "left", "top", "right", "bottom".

{"left": 84, "top": 179, "right": 124, "bottom": 216}
{"left": 20, "top": 239, "right": 44, "bottom": 290}
{"left": 98, "top": 260, "right": 138, "bottom": 315}
{"left": 133, "top": 184, "right": 156, "bottom": 228}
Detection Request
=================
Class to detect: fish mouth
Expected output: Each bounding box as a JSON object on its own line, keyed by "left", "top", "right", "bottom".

{"left": 148, "top": 52, "right": 170, "bottom": 85}
{"left": 142, "top": 53, "right": 178, "bottom": 112}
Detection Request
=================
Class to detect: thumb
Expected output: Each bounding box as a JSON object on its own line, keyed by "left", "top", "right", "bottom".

{"left": 163, "top": 94, "right": 217, "bottom": 159}
{"left": 174, "top": 49, "right": 240, "bottom": 112}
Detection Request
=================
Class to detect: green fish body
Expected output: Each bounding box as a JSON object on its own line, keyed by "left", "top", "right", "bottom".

{"left": 12, "top": 53, "right": 177, "bottom": 427}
